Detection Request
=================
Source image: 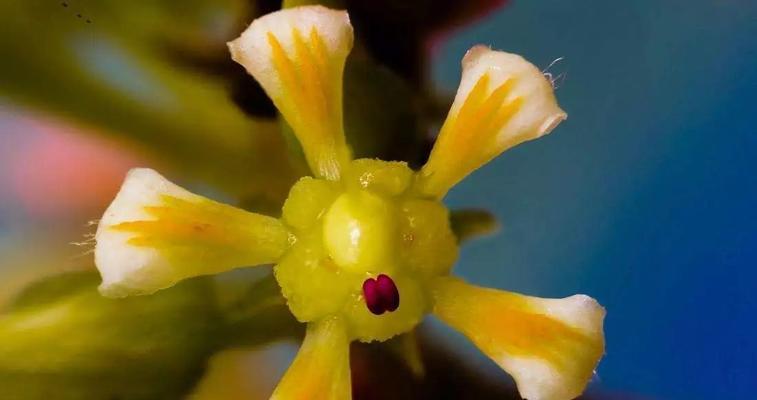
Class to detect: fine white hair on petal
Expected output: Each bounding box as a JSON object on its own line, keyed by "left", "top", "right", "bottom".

{"left": 94, "top": 168, "right": 194, "bottom": 297}
{"left": 418, "top": 45, "right": 568, "bottom": 197}
{"left": 458, "top": 45, "right": 567, "bottom": 143}
{"left": 542, "top": 56, "right": 567, "bottom": 89}
{"left": 95, "top": 168, "right": 290, "bottom": 298}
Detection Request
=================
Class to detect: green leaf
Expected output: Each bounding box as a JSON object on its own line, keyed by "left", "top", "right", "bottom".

{"left": 450, "top": 208, "right": 500, "bottom": 244}
{"left": 0, "top": 271, "right": 221, "bottom": 399}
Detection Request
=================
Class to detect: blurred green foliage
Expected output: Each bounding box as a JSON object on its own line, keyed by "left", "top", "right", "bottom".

{"left": 0, "top": 272, "right": 220, "bottom": 399}
{"left": 0, "top": 270, "right": 301, "bottom": 399}
{"left": 0, "top": 0, "right": 297, "bottom": 205}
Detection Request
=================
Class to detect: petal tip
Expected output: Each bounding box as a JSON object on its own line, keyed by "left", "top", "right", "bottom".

{"left": 538, "top": 110, "right": 567, "bottom": 137}
{"left": 226, "top": 38, "right": 242, "bottom": 63}
{"left": 462, "top": 44, "right": 491, "bottom": 67}
{"left": 97, "top": 281, "right": 134, "bottom": 299}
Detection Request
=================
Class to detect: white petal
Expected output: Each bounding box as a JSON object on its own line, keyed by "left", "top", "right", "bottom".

{"left": 95, "top": 168, "right": 288, "bottom": 297}
{"left": 418, "top": 46, "right": 567, "bottom": 197}
{"left": 228, "top": 6, "right": 353, "bottom": 180}
{"left": 432, "top": 277, "right": 605, "bottom": 400}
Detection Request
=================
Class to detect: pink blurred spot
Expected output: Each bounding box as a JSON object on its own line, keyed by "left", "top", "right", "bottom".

{"left": 7, "top": 116, "right": 142, "bottom": 219}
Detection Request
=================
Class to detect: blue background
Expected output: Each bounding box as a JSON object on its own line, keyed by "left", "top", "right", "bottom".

{"left": 434, "top": 1, "right": 756, "bottom": 398}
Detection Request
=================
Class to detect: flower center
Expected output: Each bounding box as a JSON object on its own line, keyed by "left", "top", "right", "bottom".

{"left": 277, "top": 159, "right": 460, "bottom": 341}
{"left": 362, "top": 274, "right": 400, "bottom": 315}
{"left": 322, "top": 191, "right": 394, "bottom": 274}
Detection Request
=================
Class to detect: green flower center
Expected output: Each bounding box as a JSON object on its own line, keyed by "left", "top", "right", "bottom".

{"left": 276, "top": 158, "right": 459, "bottom": 341}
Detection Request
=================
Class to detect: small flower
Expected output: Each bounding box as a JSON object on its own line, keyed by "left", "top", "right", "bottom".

{"left": 94, "top": 6, "right": 604, "bottom": 400}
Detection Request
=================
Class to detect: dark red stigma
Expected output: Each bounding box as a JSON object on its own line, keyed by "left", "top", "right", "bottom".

{"left": 362, "top": 274, "right": 400, "bottom": 315}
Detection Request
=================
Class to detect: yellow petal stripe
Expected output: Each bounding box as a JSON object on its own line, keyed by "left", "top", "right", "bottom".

{"left": 417, "top": 46, "right": 567, "bottom": 198}
{"left": 95, "top": 168, "right": 289, "bottom": 297}
{"left": 112, "top": 195, "right": 287, "bottom": 269}
{"left": 271, "top": 318, "right": 352, "bottom": 400}
{"left": 432, "top": 277, "right": 604, "bottom": 400}
{"left": 229, "top": 6, "right": 353, "bottom": 180}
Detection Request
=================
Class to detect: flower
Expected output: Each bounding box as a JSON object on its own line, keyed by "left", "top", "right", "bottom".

{"left": 93, "top": 5, "right": 605, "bottom": 400}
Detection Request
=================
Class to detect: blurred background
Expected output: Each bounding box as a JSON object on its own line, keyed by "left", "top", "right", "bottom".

{"left": 1, "top": 0, "right": 755, "bottom": 399}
